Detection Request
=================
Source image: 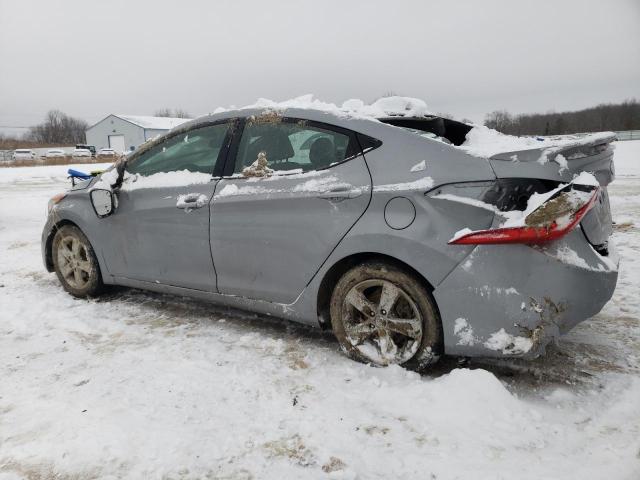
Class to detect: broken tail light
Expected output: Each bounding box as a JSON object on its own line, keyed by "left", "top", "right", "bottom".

{"left": 449, "top": 184, "right": 600, "bottom": 245}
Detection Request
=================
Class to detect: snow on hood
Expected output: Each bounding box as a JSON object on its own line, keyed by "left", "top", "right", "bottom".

{"left": 211, "top": 94, "right": 433, "bottom": 120}
{"left": 460, "top": 125, "right": 615, "bottom": 161}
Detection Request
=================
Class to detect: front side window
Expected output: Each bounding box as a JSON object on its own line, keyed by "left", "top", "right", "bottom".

{"left": 233, "top": 118, "right": 358, "bottom": 175}
{"left": 127, "top": 123, "right": 230, "bottom": 176}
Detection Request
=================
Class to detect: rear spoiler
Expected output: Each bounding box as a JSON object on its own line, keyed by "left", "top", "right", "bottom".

{"left": 489, "top": 132, "right": 617, "bottom": 163}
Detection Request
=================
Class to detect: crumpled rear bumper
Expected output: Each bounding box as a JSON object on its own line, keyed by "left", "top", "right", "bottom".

{"left": 433, "top": 228, "right": 618, "bottom": 358}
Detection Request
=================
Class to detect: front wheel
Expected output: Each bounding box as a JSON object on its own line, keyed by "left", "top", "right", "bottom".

{"left": 52, "top": 225, "right": 104, "bottom": 297}
{"left": 330, "top": 261, "right": 442, "bottom": 371}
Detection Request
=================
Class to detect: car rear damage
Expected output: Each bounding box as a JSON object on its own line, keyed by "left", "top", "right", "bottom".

{"left": 427, "top": 129, "right": 619, "bottom": 358}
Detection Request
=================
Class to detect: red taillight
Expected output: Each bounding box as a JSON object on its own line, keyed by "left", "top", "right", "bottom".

{"left": 449, "top": 186, "right": 599, "bottom": 245}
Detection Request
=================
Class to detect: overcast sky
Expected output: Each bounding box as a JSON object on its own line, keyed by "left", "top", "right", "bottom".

{"left": 1, "top": 0, "right": 638, "bottom": 130}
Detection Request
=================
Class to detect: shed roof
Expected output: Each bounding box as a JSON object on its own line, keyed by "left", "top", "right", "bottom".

{"left": 115, "top": 114, "right": 191, "bottom": 130}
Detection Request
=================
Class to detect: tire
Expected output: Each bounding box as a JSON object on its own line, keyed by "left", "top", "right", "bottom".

{"left": 52, "top": 225, "right": 104, "bottom": 298}
{"left": 330, "top": 261, "right": 442, "bottom": 371}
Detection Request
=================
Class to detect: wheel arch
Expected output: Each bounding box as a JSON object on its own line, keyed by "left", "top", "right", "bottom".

{"left": 316, "top": 252, "right": 437, "bottom": 330}
{"left": 44, "top": 219, "right": 82, "bottom": 271}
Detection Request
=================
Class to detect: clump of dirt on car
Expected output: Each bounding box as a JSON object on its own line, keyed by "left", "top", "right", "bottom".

{"left": 249, "top": 111, "right": 283, "bottom": 125}
{"left": 242, "top": 151, "right": 273, "bottom": 178}
{"left": 525, "top": 192, "right": 576, "bottom": 227}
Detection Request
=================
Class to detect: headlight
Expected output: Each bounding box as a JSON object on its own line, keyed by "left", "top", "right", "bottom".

{"left": 47, "top": 193, "right": 67, "bottom": 213}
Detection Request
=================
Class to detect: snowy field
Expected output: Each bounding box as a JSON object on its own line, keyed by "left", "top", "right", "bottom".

{"left": 1, "top": 144, "right": 639, "bottom": 480}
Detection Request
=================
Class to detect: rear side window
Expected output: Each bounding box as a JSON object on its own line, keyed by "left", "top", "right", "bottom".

{"left": 127, "top": 123, "right": 230, "bottom": 176}
{"left": 233, "top": 118, "right": 360, "bottom": 174}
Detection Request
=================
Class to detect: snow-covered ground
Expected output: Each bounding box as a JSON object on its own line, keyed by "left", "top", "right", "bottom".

{"left": 1, "top": 146, "right": 639, "bottom": 479}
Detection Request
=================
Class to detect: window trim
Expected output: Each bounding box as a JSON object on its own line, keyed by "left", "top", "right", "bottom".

{"left": 125, "top": 119, "right": 237, "bottom": 178}
{"left": 220, "top": 116, "right": 369, "bottom": 178}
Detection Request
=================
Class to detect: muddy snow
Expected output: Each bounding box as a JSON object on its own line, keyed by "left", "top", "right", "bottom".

{"left": 1, "top": 146, "right": 639, "bottom": 479}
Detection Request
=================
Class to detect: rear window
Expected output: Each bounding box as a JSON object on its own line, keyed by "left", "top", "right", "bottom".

{"left": 380, "top": 116, "right": 472, "bottom": 146}
{"left": 233, "top": 117, "right": 360, "bottom": 174}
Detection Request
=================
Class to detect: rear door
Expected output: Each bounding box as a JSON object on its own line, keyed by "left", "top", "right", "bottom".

{"left": 210, "top": 116, "right": 372, "bottom": 304}
{"left": 100, "top": 121, "right": 233, "bottom": 291}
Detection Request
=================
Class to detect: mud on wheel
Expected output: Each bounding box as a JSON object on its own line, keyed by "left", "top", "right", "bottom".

{"left": 330, "top": 261, "right": 443, "bottom": 371}
{"left": 52, "top": 225, "right": 104, "bottom": 297}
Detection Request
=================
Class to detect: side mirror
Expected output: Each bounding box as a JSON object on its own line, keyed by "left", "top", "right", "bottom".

{"left": 90, "top": 189, "right": 115, "bottom": 218}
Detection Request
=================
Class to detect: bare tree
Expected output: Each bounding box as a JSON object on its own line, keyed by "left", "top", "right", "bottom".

{"left": 154, "top": 108, "right": 191, "bottom": 118}
{"left": 484, "top": 110, "right": 514, "bottom": 132}
{"left": 484, "top": 99, "right": 640, "bottom": 135}
{"left": 27, "top": 110, "right": 88, "bottom": 145}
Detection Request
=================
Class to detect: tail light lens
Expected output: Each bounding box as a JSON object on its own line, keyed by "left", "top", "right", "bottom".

{"left": 449, "top": 183, "right": 599, "bottom": 245}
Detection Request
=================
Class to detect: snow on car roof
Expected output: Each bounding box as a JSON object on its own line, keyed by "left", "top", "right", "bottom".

{"left": 115, "top": 114, "right": 191, "bottom": 130}
{"left": 211, "top": 94, "right": 434, "bottom": 120}
{"left": 206, "top": 95, "right": 616, "bottom": 160}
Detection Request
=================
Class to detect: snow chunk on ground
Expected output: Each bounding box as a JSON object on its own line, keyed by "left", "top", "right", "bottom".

{"left": 484, "top": 328, "right": 533, "bottom": 355}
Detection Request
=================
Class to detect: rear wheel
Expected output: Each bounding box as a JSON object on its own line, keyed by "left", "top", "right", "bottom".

{"left": 52, "top": 225, "right": 104, "bottom": 297}
{"left": 330, "top": 261, "right": 442, "bottom": 371}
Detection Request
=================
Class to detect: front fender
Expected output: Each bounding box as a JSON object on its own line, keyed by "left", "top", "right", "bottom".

{"left": 41, "top": 194, "right": 112, "bottom": 282}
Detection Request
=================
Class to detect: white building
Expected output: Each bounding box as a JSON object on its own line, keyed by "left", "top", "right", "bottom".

{"left": 85, "top": 114, "right": 191, "bottom": 153}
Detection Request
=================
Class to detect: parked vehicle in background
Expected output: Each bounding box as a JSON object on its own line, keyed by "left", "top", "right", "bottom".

{"left": 12, "top": 149, "right": 36, "bottom": 160}
{"left": 97, "top": 148, "right": 118, "bottom": 158}
{"left": 71, "top": 148, "right": 92, "bottom": 158}
{"left": 46, "top": 149, "right": 66, "bottom": 158}
{"left": 75, "top": 144, "right": 96, "bottom": 157}
{"left": 42, "top": 98, "right": 619, "bottom": 370}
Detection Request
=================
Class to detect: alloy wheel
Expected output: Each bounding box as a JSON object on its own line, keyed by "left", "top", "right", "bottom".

{"left": 56, "top": 235, "right": 93, "bottom": 290}
{"left": 341, "top": 279, "right": 423, "bottom": 365}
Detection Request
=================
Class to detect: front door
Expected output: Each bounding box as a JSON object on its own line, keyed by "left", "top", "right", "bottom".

{"left": 210, "top": 116, "right": 371, "bottom": 304}
{"left": 100, "top": 122, "right": 232, "bottom": 291}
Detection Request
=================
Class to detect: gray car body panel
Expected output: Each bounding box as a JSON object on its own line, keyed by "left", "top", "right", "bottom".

{"left": 42, "top": 108, "right": 619, "bottom": 359}
{"left": 211, "top": 155, "right": 372, "bottom": 304}
{"left": 98, "top": 182, "right": 219, "bottom": 291}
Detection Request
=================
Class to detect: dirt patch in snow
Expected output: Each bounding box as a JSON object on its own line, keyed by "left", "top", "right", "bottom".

{"left": 263, "top": 434, "right": 316, "bottom": 467}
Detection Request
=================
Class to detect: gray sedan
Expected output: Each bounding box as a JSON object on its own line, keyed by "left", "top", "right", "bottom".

{"left": 42, "top": 106, "right": 618, "bottom": 369}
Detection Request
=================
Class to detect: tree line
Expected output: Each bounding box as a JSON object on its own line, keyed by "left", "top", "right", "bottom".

{"left": 485, "top": 99, "right": 640, "bottom": 136}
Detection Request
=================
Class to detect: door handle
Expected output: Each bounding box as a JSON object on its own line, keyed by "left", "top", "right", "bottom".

{"left": 317, "top": 186, "right": 363, "bottom": 201}
{"left": 176, "top": 193, "right": 207, "bottom": 210}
